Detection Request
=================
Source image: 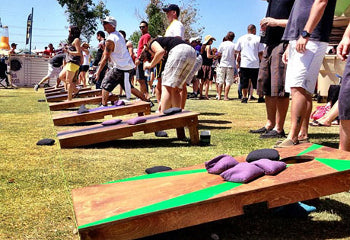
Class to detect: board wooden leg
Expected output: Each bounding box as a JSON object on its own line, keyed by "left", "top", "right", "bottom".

{"left": 176, "top": 127, "right": 186, "bottom": 140}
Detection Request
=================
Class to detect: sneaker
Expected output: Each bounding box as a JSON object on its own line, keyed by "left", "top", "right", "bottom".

{"left": 241, "top": 98, "right": 248, "bottom": 103}
{"left": 249, "top": 126, "right": 269, "bottom": 134}
{"left": 260, "top": 129, "right": 286, "bottom": 139}
{"left": 34, "top": 84, "right": 39, "bottom": 91}
{"left": 258, "top": 97, "right": 265, "bottom": 103}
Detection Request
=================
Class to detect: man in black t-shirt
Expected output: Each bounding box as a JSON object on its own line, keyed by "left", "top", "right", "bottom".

{"left": 250, "top": 0, "right": 294, "bottom": 139}
{"left": 34, "top": 53, "right": 66, "bottom": 91}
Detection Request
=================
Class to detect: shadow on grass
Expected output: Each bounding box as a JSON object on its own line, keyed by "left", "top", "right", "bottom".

{"left": 79, "top": 138, "right": 196, "bottom": 149}
{"left": 308, "top": 133, "right": 339, "bottom": 149}
{"left": 200, "top": 112, "right": 226, "bottom": 116}
{"left": 139, "top": 198, "right": 350, "bottom": 240}
{"left": 198, "top": 119, "right": 232, "bottom": 130}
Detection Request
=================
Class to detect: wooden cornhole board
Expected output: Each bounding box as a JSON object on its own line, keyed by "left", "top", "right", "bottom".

{"left": 44, "top": 84, "right": 82, "bottom": 93}
{"left": 46, "top": 89, "right": 102, "bottom": 102}
{"left": 48, "top": 95, "right": 119, "bottom": 111}
{"left": 52, "top": 101, "right": 151, "bottom": 126}
{"left": 45, "top": 87, "right": 92, "bottom": 97}
{"left": 72, "top": 143, "right": 350, "bottom": 240}
{"left": 57, "top": 111, "right": 199, "bottom": 148}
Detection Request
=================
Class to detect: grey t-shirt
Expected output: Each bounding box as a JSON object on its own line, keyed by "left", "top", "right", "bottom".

{"left": 282, "top": 0, "right": 337, "bottom": 43}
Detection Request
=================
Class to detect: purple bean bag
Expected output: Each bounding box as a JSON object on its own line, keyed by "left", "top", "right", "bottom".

{"left": 220, "top": 162, "right": 264, "bottom": 183}
{"left": 251, "top": 158, "right": 286, "bottom": 175}
{"left": 101, "top": 119, "right": 122, "bottom": 126}
{"left": 205, "top": 155, "right": 239, "bottom": 174}
{"left": 114, "top": 100, "right": 125, "bottom": 106}
{"left": 126, "top": 116, "right": 147, "bottom": 125}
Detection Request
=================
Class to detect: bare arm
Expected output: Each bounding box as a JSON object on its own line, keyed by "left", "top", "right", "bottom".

{"left": 206, "top": 46, "right": 215, "bottom": 59}
{"left": 68, "top": 38, "right": 82, "bottom": 56}
{"left": 95, "top": 40, "right": 114, "bottom": 81}
{"left": 260, "top": 17, "right": 289, "bottom": 29}
{"left": 143, "top": 41, "right": 165, "bottom": 69}
{"left": 296, "top": 0, "right": 328, "bottom": 53}
{"left": 337, "top": 22, "right": 350, "bottom": 61}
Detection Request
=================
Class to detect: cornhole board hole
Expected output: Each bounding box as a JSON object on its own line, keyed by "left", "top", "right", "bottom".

{"left": 45, "top": 87, "right": 92, "bottom": 97}
{"left": 72, "top": 143, "right": 350, "bottom": 240}
{"left": 57, "top": 111, "right": 199, "bottom": 148}
{"left": 49, "top": 95, "right": 119, "bottom": 111}
{"left": 52, "top": 101, "right": 151, "bottom": 126}
{"left": 46, "top": 89, "right": 102, "bottom": 102}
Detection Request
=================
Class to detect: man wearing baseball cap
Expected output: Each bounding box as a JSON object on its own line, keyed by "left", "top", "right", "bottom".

{"left": 95, "top": 16, "right": 147, "bottom": 106}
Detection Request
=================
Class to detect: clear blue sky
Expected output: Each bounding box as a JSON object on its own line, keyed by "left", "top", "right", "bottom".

{"left": 0, "top": 0, "right": 268, "bottom": 51}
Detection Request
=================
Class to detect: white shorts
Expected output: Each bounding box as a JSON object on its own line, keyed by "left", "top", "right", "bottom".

{"left": 285, "top": 40, "right": 327, "bottom": 94}
{"left": 217, "top": 66, "right": 234, "bottom": 86}
{"left": 162, "top": 44, "right": 198, "bottom": 89}
{"left": 47, "top": 63, "right": 62, "bottom": 79}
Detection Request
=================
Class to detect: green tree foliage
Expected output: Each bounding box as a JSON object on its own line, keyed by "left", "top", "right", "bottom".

{"left": 57, "top": 0, "right": 109, "bottom": 42}
{"left": 129, "top": 31, "right": 142, "bottom": 48}
{"left": 178, "top": 0, "right": 204, "bottom": 39}
{"left": 130, "top": 0, "right": 204, "bottom": 46}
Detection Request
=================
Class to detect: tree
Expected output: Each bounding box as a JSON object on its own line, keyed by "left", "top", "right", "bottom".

{"left": 178, "top": 0, "right": 204, "bottom": 39}
{"left": 131, "top": 0, "right": 204, "bottom": 45}
{"left": 57, "top": 0, "right": 109, "bottom": 42}
{"left": 129, "top": 31, "right": 142, "bottom": 48}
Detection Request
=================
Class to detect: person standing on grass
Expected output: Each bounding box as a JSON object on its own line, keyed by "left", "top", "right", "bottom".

{"left": 249, "top": 0, "right": 295, "bottom": 139}
{"left": 78, "top": 42, "right": 90, "bottom": 87}
{"left": 92, "top": 31, "right": 107, "bottom": 89}
{"left": 135, "top": 21, "right": 152, "bottom": 101}
{"left": 198, "top": 35, "right": 216, "bottom": 100}
{"left": 235, "top": 24, "right": 265, "bottom": 103}
{"left": 143, "top": 37, "right": 200, "bottom": 113}
{"left": 58, "top": 25, "right": 82, "bottom": 101}
{"left": 94, "top": 16, "right": 148, "bottom": 106}
{"left": 162, "top": 4, "right": 188, "bottom": 109}
{"left": 217, "top": 31, "right": 237, "bottom": 101}
{"left": 275, "top": 0, "right": 337, "bottom": 148}
{"left": 337, "top": 21, "right": 350, "bottom": 151}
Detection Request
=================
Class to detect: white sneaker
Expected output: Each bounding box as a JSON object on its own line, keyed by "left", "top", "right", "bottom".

{"left": 34, "top": 84, "right": 39, "bottom": 91}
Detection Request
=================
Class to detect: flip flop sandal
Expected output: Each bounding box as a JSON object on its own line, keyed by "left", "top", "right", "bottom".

{"left": 274, "top": 139, "right": 299, "bottom": 148}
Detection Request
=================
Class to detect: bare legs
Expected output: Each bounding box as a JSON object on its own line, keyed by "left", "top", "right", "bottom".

{"left": 287, "top": 87, "right": 312, "bottom": 142}
{"left": 340, "top": 120, "right": 350, "bottom": 151}
{"left": 264, "top": 96, "right": 289, "bottom": 132}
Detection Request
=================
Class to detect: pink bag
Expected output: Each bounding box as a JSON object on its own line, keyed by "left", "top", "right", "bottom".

{"left": 310, "top": 103, "right": 331, "bottom": 121}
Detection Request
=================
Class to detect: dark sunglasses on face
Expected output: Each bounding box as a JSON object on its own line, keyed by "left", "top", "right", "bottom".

{"left": 139, "top": 26, "right": 146, "bottom": 29}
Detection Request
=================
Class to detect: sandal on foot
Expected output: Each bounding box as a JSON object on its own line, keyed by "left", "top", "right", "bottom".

{"left": 274, "top": 139, "right": 299, "bottom": 148}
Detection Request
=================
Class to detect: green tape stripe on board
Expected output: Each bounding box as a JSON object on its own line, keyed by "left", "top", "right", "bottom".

{"left": 79, "top": 181, "right": 242, "bottom": 229}
{"left": 104, "top": 169, "right": 208, "bottom": 184}
{"left": 297, "top": 144, "right": 323, "bottom": 156}
{"left": 315, "top": 158, "right": 350, "bottom": 171}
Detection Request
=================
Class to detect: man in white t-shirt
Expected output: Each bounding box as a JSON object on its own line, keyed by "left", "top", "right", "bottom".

{"left": 236, "top": 24, "right": 265, "bottom": 103}
{"left": 163, "top": 4, "right": 185, "bottom": 40}
{"left": 217, "top": 31, "right": 237, "bottom": 100}
{"left": 95, "top": 16, "right": 147, "bottom": 106}
{"left": 162, "top": 4, "right": 189, "bottom": 110}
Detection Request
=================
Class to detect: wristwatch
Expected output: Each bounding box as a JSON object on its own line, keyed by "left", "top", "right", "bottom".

{"left": 301, "top": 30, "right": 311, "bottom": 38}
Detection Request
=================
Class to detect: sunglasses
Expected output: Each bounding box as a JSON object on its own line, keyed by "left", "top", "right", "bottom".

{"left": 139, "top": 26, "right": 146, "bottom": 29}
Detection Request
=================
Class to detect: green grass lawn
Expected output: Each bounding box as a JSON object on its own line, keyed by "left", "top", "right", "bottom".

{"left": 0, "top": 85, "right": 349, "bottom": 240}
